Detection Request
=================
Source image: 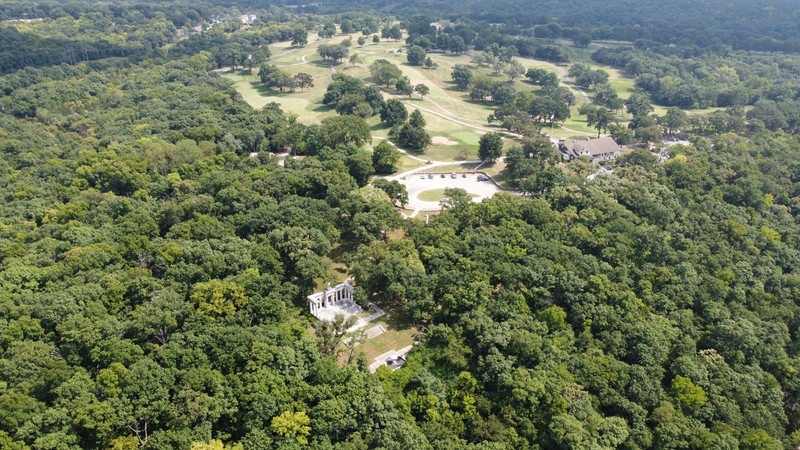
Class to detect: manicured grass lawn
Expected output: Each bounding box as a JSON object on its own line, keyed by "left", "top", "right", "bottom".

{"left": 417, "top": 188, "right": 448, "bottom": 202}
{"left": 396, "top": 154, "right": 427, "bottom": 172}
{"left": 416, "top": 162, "right": 480, "bottom": 173}
{"left": 354, "top": 322, "right": 417, "bottom": 363}
{"left": 417, "top": 188, "right": 478, "bottom": 202}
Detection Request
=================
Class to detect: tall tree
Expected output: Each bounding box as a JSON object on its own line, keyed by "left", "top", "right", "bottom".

{"left": 452, "top": 65, "right": 473, "bottom": 91}
{"left": 479, "top": 132, "right": 504, "bottom": 162}
{"left": 291, "top": 26, "right": 308, "bottom": 47}
{"left": 580, "top": 104, "right": 616, "bottom": 137}
{"left": 407, "top": 45, "right": 427, "bottom": 66}
{"left": 372, "top": 141, "right": 402, "bottom": 174}
{"left": 414, "top": 84, "right": 430, "bottom": 99}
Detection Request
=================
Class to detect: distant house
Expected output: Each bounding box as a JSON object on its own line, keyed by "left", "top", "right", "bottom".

{"left": 559, "top": 136, "right": 622, "bottom": 163}
{"left": 239, "top": 14, "right": 257, "bottom": 25}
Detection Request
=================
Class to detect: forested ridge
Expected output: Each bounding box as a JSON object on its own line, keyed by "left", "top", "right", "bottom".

{"left": 3, "top": 1, "right": 800, "bottom": 449}
{"left": 297, "top": 0, "right": 800, "bottom": 53}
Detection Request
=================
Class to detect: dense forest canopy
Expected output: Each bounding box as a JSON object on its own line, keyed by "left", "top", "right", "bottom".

{"left": 300, "top": 0, "right": 800, "bottom": 52}
{"left": 3, "top": 0, "right": 800, "bottom": 449}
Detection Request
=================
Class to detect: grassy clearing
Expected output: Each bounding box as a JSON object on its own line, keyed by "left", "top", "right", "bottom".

{"left": 353, "top": 321, "right": 417, "bottom": 363}
{"left": 417, "top": 188, "right": 478, "bottom": 201}
{"left": 396, "top": 154, "right": 427, "bottom": 172}
{"left": 417, "top": 188, "right": 448, "bottom": 201}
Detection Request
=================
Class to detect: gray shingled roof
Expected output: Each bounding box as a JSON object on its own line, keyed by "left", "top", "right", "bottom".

{"left": 560, "top": 136, "right": 621, "bottom": 157}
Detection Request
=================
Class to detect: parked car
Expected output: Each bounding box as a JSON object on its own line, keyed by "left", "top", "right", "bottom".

{"left": 450, "top": 173, "right": 457, "bottom": 179}
{"left": 420, "top": 175, "right": 426, "bottom": 179}
{"left": 427, "top": 174, "right": 434, "bottom": 179}
{"left": 461, "top": 173, "right": 467, "bottom": 178}
{"left": 440, "top": 173, "right": 446, "bottom": 178}
{"left": 477, "top": 174, "right": 488, "bottom": 181}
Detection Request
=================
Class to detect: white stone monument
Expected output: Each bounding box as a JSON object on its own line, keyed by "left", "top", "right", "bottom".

{"left": 307, "top": 279, "right": 361, "bottom": 321}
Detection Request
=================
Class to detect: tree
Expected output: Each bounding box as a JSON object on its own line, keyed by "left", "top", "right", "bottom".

{"left": 595, "top": 86, "right": 623, "bottom": 111}
{"left": 372, "top": 178, "right": 408, "bottom": 205}
{"left": 191, "top": 440, "right": 243, "bottom": 450}
{"left": 318, "top": 44, "right": 348, "bottom": 63}
{"left": 319, "top": 22, "right": 336, "bottom": 38}
{"left": 452, "top": 65, "right": 473, "bottom": 91}
{"left": 321, "top": 115, "right": 372, "bottom": 147}
{"left": 369, "top": 59, "right": 403, "bottom": 87}
{"left": 672, "top": 376, "right": 707, "bottom": 411}
{"left": 291, "top": 27, "right": 308, "bottom": 47}
{"left": 608, "top": 123, "right": 635, "bottom": 144}
{"left": 617, "top": 149, "right": 659, "bottom": 169}
{"left": 448, "top": 35, "right": 467, "bottom": 54}
{"left": 625, "top": 93, "right": 654, "bottom": 117}
{"left": 396, "top": 123, "right": 431, "bottom": 150}
{"left": 573, "top": 33, "right": 592, "bottom": 48}
{"left": 191, "top": 280, "right": 248, "bottom": 319}
{"left": 409, "top": 109, "right": 426, "bottom": 128}
{"left": 396, "top": 77, "right": 414, "bottom": 96}
{"left": 372, "top": 34, "right": 380, "bottom": 44}
{"left": 372, "top": 141, "right": 402, "bottom": 174}
{"left": 441, "top": 187, "right": 473, "bottom": 211}
{"left": 272, "top": 72, "right": 296, "bottom": 93}
{"left": 635, "top": 125, "right": 663, "bottom": 145}
{"left": 660, "top": 107, "right": 688, "bottom": 135}
{"left": 380, "top": 99, "right": 408, "bottom": 127}
{"left": 347, "top": 151, "right": 375, "bottom": 186}
{"left": 383, "top": 24, "right": 402, "bottom": 41}
{"left": 580, "top": 104, "right": 616, "bottom": 137}
{"left": 505, "top": 60, "right": 525, "bottom": 81}
{"left": 414, "top": 84, "right": 430, "bottom": 99}
{"left": 258, "top": 63, "right": 280, "bottom": 85}
{"left": 404, "top": 45, "right": 425, "bottom": 66}
{"left": 271, "top": 411, "right": 312, "bottom": 445}
{"left": 293, "top": 73, "right": 314, "bottom": 92}
{"left": 349, "top": 53, "right": 362, "bottom": 67}
{"left": 526, "top": 68, "right": 559, "bottom": 87}
{"left": 358, "top": 36, "right": 366, "bottom": 46}
{"left": 479, "top": 132, "right": 504, "bottom": 162}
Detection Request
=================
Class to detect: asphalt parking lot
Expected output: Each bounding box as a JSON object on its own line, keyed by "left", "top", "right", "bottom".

{"left": 399, "top": 172, "right": 502, "bottom": 211}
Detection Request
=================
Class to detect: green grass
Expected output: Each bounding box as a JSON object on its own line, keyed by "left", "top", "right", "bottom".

{"left": 354, "top": 321, "right": 417, "bottom": 363}
{"left": 481, "top": 160, "right": 510, "bottom": 185}
{"left": 417, "top": 162, "right": 480, "bottom": 173}
{"left": 395, "top": 154, "right": 427, "bottom": 172}
{"left": 417, "top": 188, "right": 478, "bottom": 202}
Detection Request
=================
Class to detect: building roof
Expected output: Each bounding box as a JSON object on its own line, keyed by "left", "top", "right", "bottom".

{"left": 560, "top": 136, "right": 621, "bottom": 158}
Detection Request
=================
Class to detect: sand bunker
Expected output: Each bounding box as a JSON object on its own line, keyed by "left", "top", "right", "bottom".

{"left": 431, "top": 136, "right": 458, "bottom": 145}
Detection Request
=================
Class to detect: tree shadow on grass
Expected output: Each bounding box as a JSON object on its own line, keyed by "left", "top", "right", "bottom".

{"left": 248, "top": 81, "right": 281, "bottom": 96}
{"left": 310, "top": 60, "right": 340, "bottom": 69}
{"left": 312, "top": 104, "right": 334, "bottom": 113}
{"left": 370, "top": 122, "right": 391, "bottom": 132}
